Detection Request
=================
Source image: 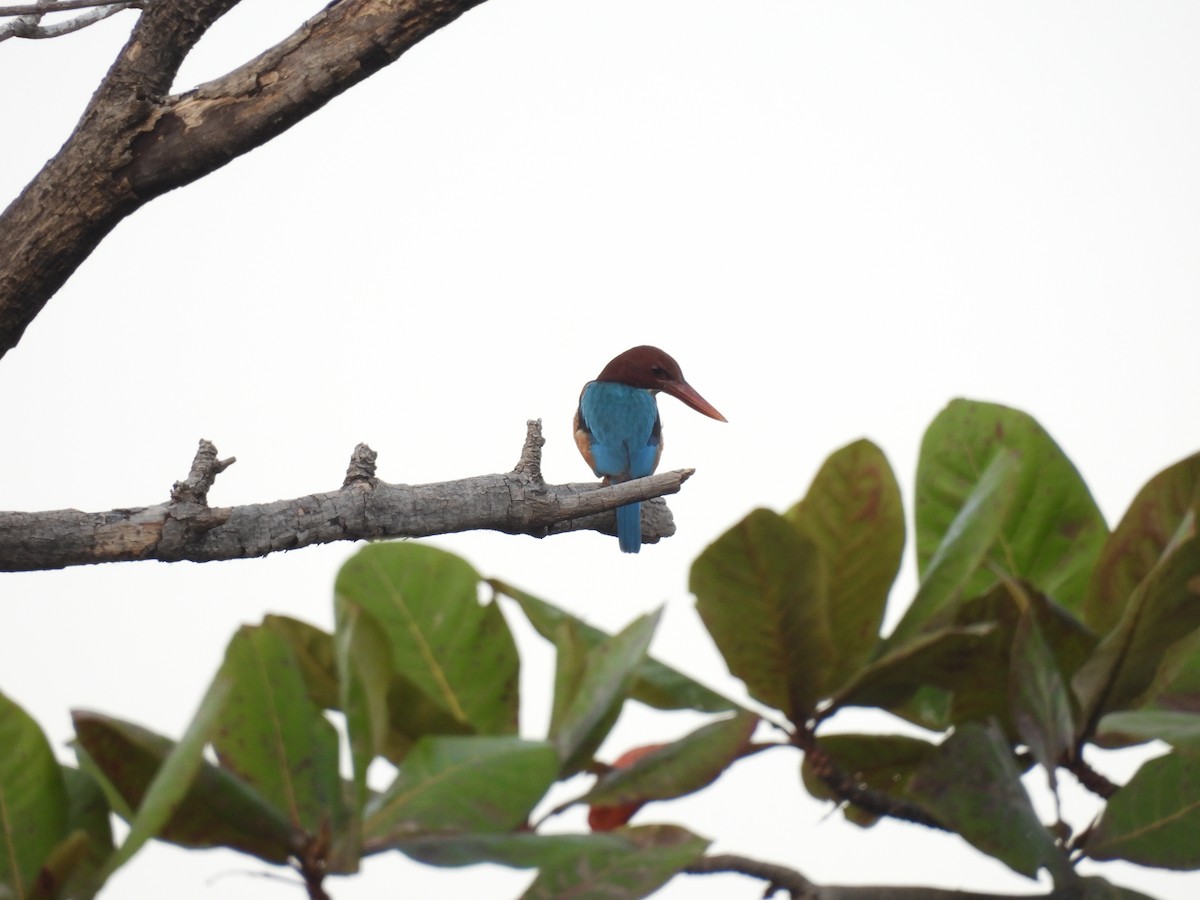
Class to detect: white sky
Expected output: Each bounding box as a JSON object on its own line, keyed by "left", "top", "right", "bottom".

{"left": 3, "top": 1, "right": 1200, "bottom": 898}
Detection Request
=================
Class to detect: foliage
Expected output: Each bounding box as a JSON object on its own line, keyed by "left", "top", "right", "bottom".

{"left": 4, "top": 399, "right": 1200, "bottom": 899}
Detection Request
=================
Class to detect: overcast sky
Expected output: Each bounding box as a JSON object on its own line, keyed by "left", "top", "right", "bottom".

{"left": 3, "top": 2, "right": 1200, "bottom": 898}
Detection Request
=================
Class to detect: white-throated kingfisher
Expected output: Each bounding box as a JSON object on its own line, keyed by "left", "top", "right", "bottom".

{"left": 574, "top": 346, "right": 727, "bottom": 553}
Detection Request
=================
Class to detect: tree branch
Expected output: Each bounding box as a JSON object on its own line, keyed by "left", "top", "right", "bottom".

{"left": 0, "top": 0, "right": 489, "bottom": 359}
{"left": 0, "top": 1, "right": 139, "bottom": 41}
{"left": 0, "top": 420, "right": 696, "bottom": 571}
{"left": 683, "top": 856, "right": 1098, "bottom": 900}
{"left": 793, "top": 728, "right": 947, "bottom": 832}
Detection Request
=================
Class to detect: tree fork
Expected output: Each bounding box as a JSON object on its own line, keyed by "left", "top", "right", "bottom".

{"left": 0, "top": 0, "right": 490, "bottom": 358}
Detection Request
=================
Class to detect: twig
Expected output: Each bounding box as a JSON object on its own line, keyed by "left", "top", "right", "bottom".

{"left": 684, "top": 854, "right": 817, "bottom": 899}
{"left": 0, "top": 0, "right": 139, "bottom": 41}
{"left": 793, "top": 729, "right": 946, "bottom": 831}
{"left": 1065, "top": 755, "right": 1118, "bottom": 800}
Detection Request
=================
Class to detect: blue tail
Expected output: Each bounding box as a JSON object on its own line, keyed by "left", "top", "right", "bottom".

{"left": 616, "top": 502, "right": 642, "bottom": 553}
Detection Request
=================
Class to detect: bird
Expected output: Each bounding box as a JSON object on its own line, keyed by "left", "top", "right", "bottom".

{"left": 574, "top": 345, "right": 727, "bottom": 553}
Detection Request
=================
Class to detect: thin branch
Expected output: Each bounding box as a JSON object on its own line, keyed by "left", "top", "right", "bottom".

{"left": 0, "top": 1, "right": 139, "bottom": 41}
{"left": 1065, "top": 755, "right": 1119, "bottom": 800}
{"left": 0, "top": 0, "right": 139, "bottom": 14}
{"left": 683, "top": 858, "right": 1100, "bottom": 900}
{"left": 684, "top": 854, "right": 817, "bottom": 899}
{"left": 793, "top": 728, "right": 947, "bottom": 832}
{"left": 0, "top": 421, "right": 697, "bottom": 571}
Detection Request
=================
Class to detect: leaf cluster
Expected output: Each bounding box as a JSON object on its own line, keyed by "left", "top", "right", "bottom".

{"left": 688, "top": 399, "right": 1200, "bottom": 889}
{"left": 2, "top": 544, "right": 749, "bottom": 899}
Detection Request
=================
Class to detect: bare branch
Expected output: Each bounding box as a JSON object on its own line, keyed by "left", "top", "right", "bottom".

{"left": 684, "top": 854, "right": 817, "bottom": 899}
{"left": 0, "top": 0, "right": 139, "bottom": 14}
{"left": 0, "top": 421, "right": 696, "bottom": 571}
{"left": 0, "top": 1, "right": 139, "bottom": 42}
{"left": 0, "top": 0, "right": 489, "bottom": 359}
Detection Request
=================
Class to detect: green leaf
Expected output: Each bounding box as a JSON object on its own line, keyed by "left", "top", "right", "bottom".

{"left": 89, "top": 671, "right": 287, "bottom": 880}
{"left": 215, "top": 625, "right": 345, "bottom": 838}
{"left": 336, "top": 543, "right": 519, "bottom": 734}
{"left": 364, "top": 737, "right": 557, "bottom": 842}
{"left": 885, "top": 448, "right": 1020, "bottom": 650}
{"left": 395, "top": 831, "right": 634, "bottom": 868}
{"left": 1078, "top": 876, "right": 1160, "bottom": 900}
{"left": 261, "top": 615, "right": 341, "bottom": 709}
{"left": 0, "top": 690, "right": 67, "bottom": 900}
{"left": 907, "top": 722, "right": 1069, "bottom": 882}
{"left": 521, "top": 824, "right": 709, "bottom": 900}
{"left": 915, "top": 399, "right": 1108, "bottom": 611}
{"left": 926, "top": 581, "right": 1095, "bottom": 732}
{"left": 549, "top": 619, "right": 591, "bottom": 744}
{"left": 32, "top": 767, "right": 116, "bottom": 900}
{"left": 72, "top": 703, "right": 297, "bottom": 871}
{"left": 335, "top": 600, "right": 393, "bottom": 819}
{"left": 691, "top": 508, "right": 832, "bottom": 721}
{"left": 550, "top": 611, "right": 661, "bottom": 776}
{"left": 786, "top": 439, "right": 905, "bottom": 692}
{"left": 493, "top": 580, "right": 739, "bottom": 714}
{"left": 1147, "top": 631, "right": 1200, "bottom": 716}
{"left": 1073, "top": 521, "right": 1200, "bottom": 729}
{"left": 1010, "top": 609, "right": 1074, "bottom": 786}
{"left": 394, "top": 826, "right": 706, "bottom": 881}
{"left": 1085, "top": 751, "right": 1200, "bottom": 869}
{"left": 583, "top": 712, "right": 759, "bottom": 808}
{"left": 829, "top": 623, "right": 997, "bottom": 714}
{"left": 1084, "top": 451, "right": 1200, "bottom": 634}
{"left": 1097, "top": 710, "right": 1200, "bottom": 753}
{"left": 800, "top": 733, "right": 936, "bottom": 827}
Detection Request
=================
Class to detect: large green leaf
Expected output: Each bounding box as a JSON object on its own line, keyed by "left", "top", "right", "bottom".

{"left": 583, "top": 712, "right": 758, "bottom": 808}
{"left": 521, "top": 824, "right": 708, "bottom": 900}
{"left": 691, "top": 508, "right": 832, "bottom": 721}
{"left": 914, "top": 399, "right": 1108, "bottom": 612}
{"left": 215, "top": 625, "right": 344, "bottom": 837}
{"left": 395, "top": 825, "right": 706, "bottom": 884}
{"left": 493, "top": 580, "right": 739, "bottom": 714}
{"left": 907, "top": 722, "right": 1070, "bottom": 883}
{"left": 1084, "top": 451, "right": 1200, "bottom": 633}
{"left": 1078, "top": 877, "right": 1160, "bottom": 900}
{"left": 1147, "top": 631, "right": 1200, "bottom": 716}
{"left": 335, "top": 599, "right": 392, "bottom": 844}
{"left": 336, "top": 543, "right": 518, "bottom": 734}
{"left": 364, "top": 737, "right": 557, "bottom": 842}
{"left": 72, "top": 703, "right": 297, "bottom": 871}
{"left": 1097, "top": 710, "right": 1200, "bottom": 753}
{"left": 786, "top": 439, "right": 905, "bottom": 692}
{"left": 0, "top": 690, "right": 67, "bottom": 900}
{"left": 800, "top": 733, "right": 937, "bottom": 827}
{"left": 1085, "top": 751, "right": 1200, "bottom": 869}
{"left": 1073, "top": 521, "right": 1200, "bottom": 730}
{"left": 1010, "top": 610, "right": 1074, "bottom": 786}
{"left": 885, "top": 448, "right": 1020, "bottom": 650}
{"left": 829, "top": 623, "right": 996, "bottom": 714}
{"left": 550, "top": 612, "right": 660, "bottom": 776}
{"left": 261, "top": 615, "right": 341, "bottom": 709}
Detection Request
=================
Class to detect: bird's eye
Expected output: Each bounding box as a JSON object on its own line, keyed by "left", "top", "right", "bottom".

{"left": 651, "top": 365, "right": 667, "bottom": 377}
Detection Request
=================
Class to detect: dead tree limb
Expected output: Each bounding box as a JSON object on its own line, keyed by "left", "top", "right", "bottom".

{"left": 0, "top": 420, "right": 696, "bottom": 572}
{"left": 0, "top": 0, "right": 489, "bottom": 358}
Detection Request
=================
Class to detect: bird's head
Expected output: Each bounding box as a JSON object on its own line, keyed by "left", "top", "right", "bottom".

{"left": 596, "top": 345, "right": 727, "bottom": 422}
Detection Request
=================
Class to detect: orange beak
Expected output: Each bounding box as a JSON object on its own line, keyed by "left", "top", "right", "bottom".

{"left": 663, "top": 380, "right": 727, "bottom": 422}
